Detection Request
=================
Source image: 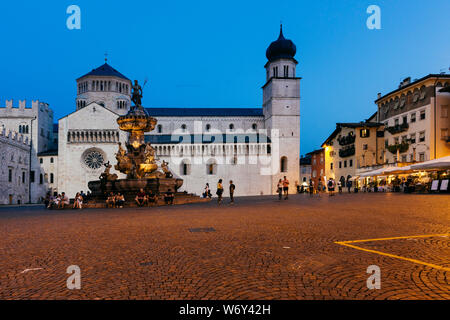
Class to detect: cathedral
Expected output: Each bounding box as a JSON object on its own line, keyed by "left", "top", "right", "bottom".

{"left": 0, "top": 26, "right": 301, "bottom": 203}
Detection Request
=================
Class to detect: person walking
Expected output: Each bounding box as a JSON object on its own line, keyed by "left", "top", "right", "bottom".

{"left": 282, "top": 176, "right": 289, "bottom": 200}
{"left": 328, "top": 178, "right": 335, "bottom": 196}
{"left": 216, "top": 179, "right": 224, "bottom": 204}
{"left": 229, "top": 180, "right": 235, "bottom": 204}
{"left": 347, "top": 180, "right": 352, "bottom": 193}
{"left": 317, "top": 178, "right": 323, "bottom": 197}
{"left": 337, "top": 180, "right": 342, "bottom": 194}
{"left": 309, "top": 179, "right": 314, "bottom": 197}
{"left": 277, "top": 179, "right": 283, "bottom": 200}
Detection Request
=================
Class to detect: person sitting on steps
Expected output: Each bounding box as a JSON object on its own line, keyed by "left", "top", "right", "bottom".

{"left": 164, "top": 189, "right": 174, "bottom": 205}
{"left": 135, "top": 188, "right": 148, "bottom": 207}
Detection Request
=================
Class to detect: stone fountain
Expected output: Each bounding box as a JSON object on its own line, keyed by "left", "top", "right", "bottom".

{"left": 87, "top": 80, "right": 192, "bottom": 205}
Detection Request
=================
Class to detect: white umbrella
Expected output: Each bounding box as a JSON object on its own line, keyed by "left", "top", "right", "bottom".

{"left": 410, "top": 156, "right": 450, "bottom": 170}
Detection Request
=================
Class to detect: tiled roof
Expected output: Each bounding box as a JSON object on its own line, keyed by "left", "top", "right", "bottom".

{"left": 78, "top": 63, "right": 129, "bottom": 80}
{"left": 145, "top": 133, "right": 271, "bottom": 144}
{"left": 145, "top": 107, "right": 264, "bottom": 117}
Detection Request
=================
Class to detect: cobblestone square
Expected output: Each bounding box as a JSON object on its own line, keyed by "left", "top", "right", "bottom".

{"left": 0, "top": 193, "right": 449, "bottom": 300}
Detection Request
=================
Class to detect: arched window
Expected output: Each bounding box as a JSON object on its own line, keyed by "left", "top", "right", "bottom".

{"left": 280, "top": 156, "right": 288, "bottom": 173}
{"left": 39, "top": 173, "right": 43, "bottom": 184}
{"left": 157, "top": 125, "right": 162, "bottom": 133}
{"left": 206, "top": 159, "right": 217, "bottom": 175}
{"left": 180, "top": 159, "right": 190, "bottom": 176}
{"left": 229, "top": 124, "right": 234, "bottom": 130}
{"left": 181, "top": 124, "right": 187, "bottom": 132}
{"left": 50, "top": 173, "right": 54, "bottom": 184}
{"left": 26, "top": 125, "right": 29, "bottom": 133}
{"left": 252, "top": 123, "right": 257, "bottom": 130}
{"left": 206, "top": 124, "right": 211, "bottom": 132}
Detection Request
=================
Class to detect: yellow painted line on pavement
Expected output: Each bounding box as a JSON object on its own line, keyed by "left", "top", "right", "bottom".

{"left": 335, "top": 234, "right": 450, "bottom": 272}
{"left": 337, "top": 234, "right": 449, "bottom": 244}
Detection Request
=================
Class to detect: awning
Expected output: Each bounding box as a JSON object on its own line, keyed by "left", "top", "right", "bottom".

{"left": 410, "top": 156, "right": 450, "bottom": 170}
{"left": 382, "top": 165, "right": 413, "bottom": 175}
{"left": 359, "top": 168, "right": 385, "bottom": 177}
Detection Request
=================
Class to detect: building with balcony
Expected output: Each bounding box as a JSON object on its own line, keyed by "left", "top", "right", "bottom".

{"left": 322, "top": 119, "right": 385, "bottom": 188}
{"left": 375, "top": 74, "right": 450, "bottom": 164}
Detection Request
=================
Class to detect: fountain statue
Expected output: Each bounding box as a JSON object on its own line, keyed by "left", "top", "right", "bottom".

{"left": 87, "top": 80, "right": 188, "bottom": 204}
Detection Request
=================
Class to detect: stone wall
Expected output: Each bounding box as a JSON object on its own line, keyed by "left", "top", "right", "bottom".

{"left": 0, "top": 129, "right": 30, "bottom": 204}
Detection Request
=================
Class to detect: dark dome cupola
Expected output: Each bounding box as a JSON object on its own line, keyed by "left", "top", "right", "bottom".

{"left": 266, "top": 24, "right": 297, "bottom": 62}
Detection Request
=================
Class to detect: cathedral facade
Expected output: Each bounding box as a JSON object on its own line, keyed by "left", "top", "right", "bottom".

{"left": 2, "top": 27, "right": 301, "bottom": 202}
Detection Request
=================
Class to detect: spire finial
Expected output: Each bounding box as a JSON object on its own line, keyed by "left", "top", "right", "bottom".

{"left": 104, "top": 52, "right": 108, "bottom": 63}
{"left": 278, "top": 22, "right": 284, "bottom": 39}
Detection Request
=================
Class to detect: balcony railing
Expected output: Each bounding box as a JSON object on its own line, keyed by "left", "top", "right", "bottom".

{"left": 387, "top": 142, "right": 410, "bottom": 154}
{"left": 339, "top": 145, "right": 355, "bottom": 158}
{"left": 337, "top": 134, "right": 356, "bottom": 146}
{"left": 385, "top": 123, "right": 409, "bottom": 135}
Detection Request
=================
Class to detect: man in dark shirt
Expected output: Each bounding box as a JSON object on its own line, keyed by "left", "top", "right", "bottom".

{"left": 148, "top": 190, "right": 157, "bottom": 206}
{"left": 164, "top": 189, "right": 174, "bottom": 205}
{"left": 229, "top": 180, "right": 235, "bottom": 204}
{"left": 135, "top": 188, "right": 147, "bottom": 207}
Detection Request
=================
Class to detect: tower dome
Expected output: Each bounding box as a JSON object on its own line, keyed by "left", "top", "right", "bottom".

{"left": 266, "top": 25, "right": 297, "bottom": 62}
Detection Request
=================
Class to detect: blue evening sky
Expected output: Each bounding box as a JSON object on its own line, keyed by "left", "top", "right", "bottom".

{"left": 1, "top": 0, "right": 449, "bottom": 154}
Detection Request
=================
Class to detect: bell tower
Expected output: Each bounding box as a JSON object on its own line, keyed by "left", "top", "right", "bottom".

{"left": 263, "top": 25, "right": 301, "bottom": 193}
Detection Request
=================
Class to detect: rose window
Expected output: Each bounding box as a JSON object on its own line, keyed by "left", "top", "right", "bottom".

{"left": 84, "top": 150, "right": 104, "bottom": 169}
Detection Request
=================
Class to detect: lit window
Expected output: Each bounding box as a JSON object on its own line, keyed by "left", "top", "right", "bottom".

{"left": 360, "top": 129, "right": 370, "bottom": 138}
{"left": 206, "top": 160, "right": 217, "bottom": 175}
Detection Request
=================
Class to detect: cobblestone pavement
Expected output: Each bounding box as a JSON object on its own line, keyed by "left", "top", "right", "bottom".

{"left": 0, "top": 193, "right": 449, "bottom": 300}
